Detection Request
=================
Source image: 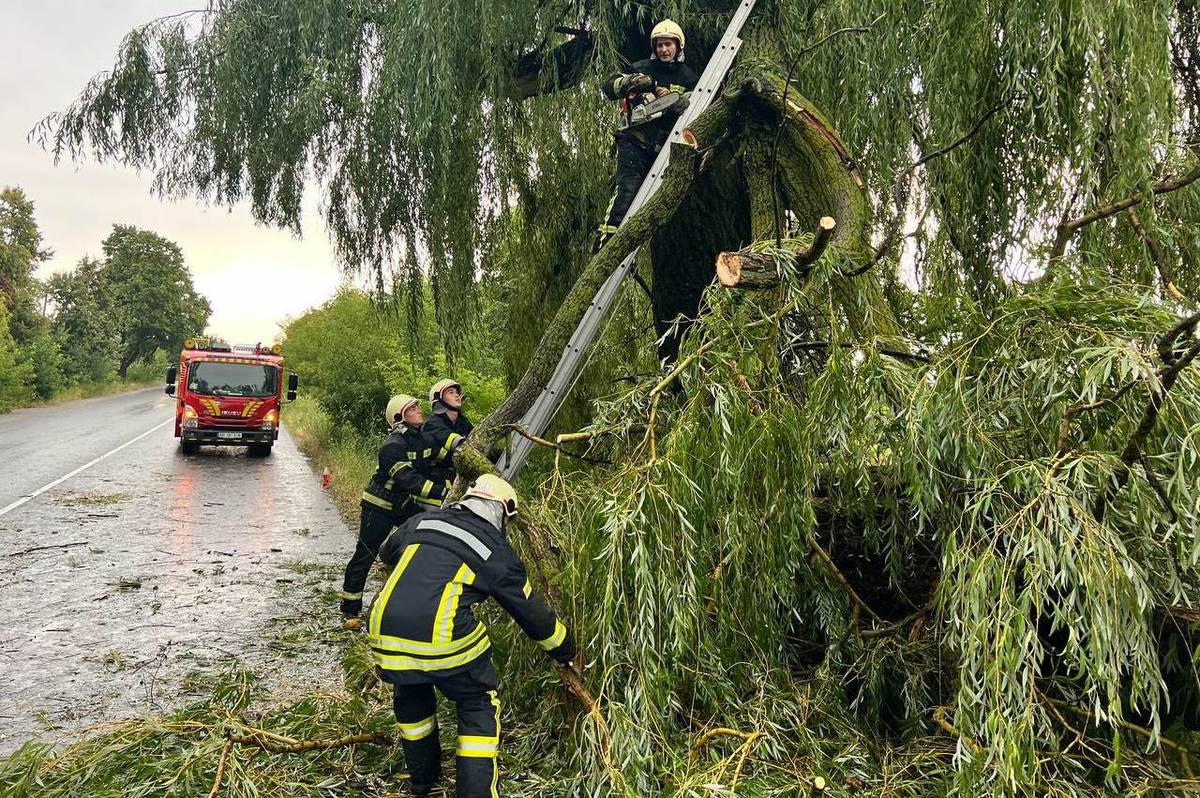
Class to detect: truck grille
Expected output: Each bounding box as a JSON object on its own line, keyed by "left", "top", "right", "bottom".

{"left": 201, "top": 417, "right": 258, "bottom": 430}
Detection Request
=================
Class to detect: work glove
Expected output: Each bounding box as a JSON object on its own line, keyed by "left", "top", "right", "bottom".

{"left": 619, "top": 72, "right": 654, "bottom": 96}
{"left": 546, "top": 626, "right": 577, "bottom": 667}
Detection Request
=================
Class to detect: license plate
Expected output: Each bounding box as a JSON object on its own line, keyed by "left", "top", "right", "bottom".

{"left": 217, "top": 432, "right": 242, "bottom": 440}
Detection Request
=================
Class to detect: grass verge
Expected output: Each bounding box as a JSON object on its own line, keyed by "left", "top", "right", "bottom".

{"left": 283, "top": 395, "right": 376, "bottom": 526}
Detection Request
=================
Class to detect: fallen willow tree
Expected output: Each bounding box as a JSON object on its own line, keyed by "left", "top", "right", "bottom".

{"left": 30, "top": 1, "right": 1200, "bottom": 795}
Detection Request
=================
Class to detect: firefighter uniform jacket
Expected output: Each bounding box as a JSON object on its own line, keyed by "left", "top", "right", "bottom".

{"left": 369, "top": 505, "right": 574, "bottom": 681}
{"left": 423, "top": 411, "right": 473, "bottom": 486}
{"left": 361, "top": 425, "right": 447, "bottom": 520}
{"left": 602, "top": 57, "right": 699, "bottom": 148}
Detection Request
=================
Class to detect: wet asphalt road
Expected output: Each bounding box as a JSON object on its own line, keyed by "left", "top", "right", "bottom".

{"left": 0, "top": 388, "right": 353, "bottom": 754}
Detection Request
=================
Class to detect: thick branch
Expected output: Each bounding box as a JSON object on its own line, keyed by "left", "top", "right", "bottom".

{"left": 1050, "top": 160, "right": 1200, "bottom": 263}
{"left": 511, "top": 31, "right": 596, "bottom": 98}
{"left": 228, "top": 730, "right": 392, "bottom": 753}
{"left": 717, "top": 217, "right": 836, "bottom": 289}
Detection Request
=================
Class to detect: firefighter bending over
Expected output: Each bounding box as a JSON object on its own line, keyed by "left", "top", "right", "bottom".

{"left": 340, "top": 394, "right": 447, "bottom": 626}
{"left": 593, "top": 19, "right": 698, "bottom": 253}
{"left": 424, "top": 378, "right": 473, "bottom": 489}
{"left": 370, "top": 475, "right": 575, "bottom": 797}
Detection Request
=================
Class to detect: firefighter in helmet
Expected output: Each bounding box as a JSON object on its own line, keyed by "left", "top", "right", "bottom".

{"left": 423, "top": 378, "right": 473, "bottom": 490}
{"left": 339, "top": 394, "right": 447, "bottom": 626}
{"left": 371, "top": 474, "right": 575, "bottom": 797}
{"left": 593, "top": 19, "right": 698, "bottom": 252}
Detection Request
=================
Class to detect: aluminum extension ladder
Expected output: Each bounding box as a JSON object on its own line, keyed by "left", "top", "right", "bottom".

{"left": 499, "top": 0, "right": 759, "bottom": 479}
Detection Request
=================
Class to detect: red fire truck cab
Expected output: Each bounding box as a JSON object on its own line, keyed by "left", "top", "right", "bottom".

{"left": 165, "top": 337, "right": 298, "bottom": 456}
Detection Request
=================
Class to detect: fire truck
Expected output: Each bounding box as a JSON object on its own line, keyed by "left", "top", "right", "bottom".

{"left": 165, "top": 337, "right": 298, "bottom": 456}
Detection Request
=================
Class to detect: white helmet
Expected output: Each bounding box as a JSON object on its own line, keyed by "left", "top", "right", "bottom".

{"left": 651, "top": 19, "right": 685, "bottom": 54}
{"left": 384, "top": 394, "right": 419, "bottom": 427}
{"left": 429, "top": 378, "right": 462, "bottom": 409}
{"left": 464, "top": 474, "right": 519, "bottom": 517}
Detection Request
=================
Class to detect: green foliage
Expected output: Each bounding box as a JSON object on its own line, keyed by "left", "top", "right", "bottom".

{"left": 0, "top": 298, "right": 34, "bottom": 411}
{"left": 49, "top": 256, "right": 119, "bottom": 383}
{"left": 17, "top": 327, "right": 66, "bottom": 400}
{"left": 101, "top": 224, "right": 210, "bottom": 376}
{"left": 513, "top": 256, "right": 1200, "bottom": 795}
{"left": 282, "top": 286, "right": 505, "bottom": 438}
{"left": 0, "top": 186, "right": 51, "bottom": 346}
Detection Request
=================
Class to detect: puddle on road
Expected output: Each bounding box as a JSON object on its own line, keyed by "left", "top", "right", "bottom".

{"left": 0, "top": 431, "right": 356, "bottom": 755}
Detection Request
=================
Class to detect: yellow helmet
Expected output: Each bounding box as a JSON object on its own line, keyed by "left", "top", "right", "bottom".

{"left": 429, "top": 378, "right": 461, "bottom": 406}
{"left": 651, "top": 19, "right": 685, "bottom": 50}
{"left": 464, "top": 474, "right": 519, "bottom": 517}
{"left": 385, "top": 394, "right": 419, "bottom": 426}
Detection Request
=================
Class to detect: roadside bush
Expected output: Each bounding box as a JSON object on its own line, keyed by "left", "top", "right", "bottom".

{"left": 18, "top": 329, "right": 66, "bottom": 400}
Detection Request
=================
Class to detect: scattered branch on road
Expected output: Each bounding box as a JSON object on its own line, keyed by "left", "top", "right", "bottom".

{"left": 5, "top": 540, "right": 88, "bottom": 557}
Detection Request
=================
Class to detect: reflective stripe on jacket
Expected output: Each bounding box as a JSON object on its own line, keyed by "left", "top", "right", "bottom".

{"left": 369, "top": 506, "right": 572, "bottom": 676}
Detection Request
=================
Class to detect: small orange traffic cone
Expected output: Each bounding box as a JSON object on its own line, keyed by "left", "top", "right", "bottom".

{"left": 322, "top": 466, "right": 331, "bottom": 490}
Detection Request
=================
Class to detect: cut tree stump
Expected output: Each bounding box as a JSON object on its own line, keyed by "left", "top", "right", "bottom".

{"left": 716, "top": 216, "right": 836, "bottom": 289}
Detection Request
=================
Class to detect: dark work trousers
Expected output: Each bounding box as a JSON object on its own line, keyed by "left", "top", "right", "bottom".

{"left": 392, "top": 657, "right": 502, "bottom": 797}
{"left": 340, "top": 502, "right": 420, "bottom": 616}
{"left": 593, "top": 136, "right": 657, "bottom": 252}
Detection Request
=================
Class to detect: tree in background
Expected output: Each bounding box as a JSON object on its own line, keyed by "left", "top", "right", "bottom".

{"left": 41, "top": 1, "right": 1200, "bottom": 794}
{"left": 0, "top": 299, "right": 34, "bottom": 411}
{"left": 48, "top": 256, "right": 118, "bottom": 384}
{"left": 0, "top": 187, "right": 52, "bottom": 346}
{"left": 101, "top": 225, "right": 211, "bottom": 378}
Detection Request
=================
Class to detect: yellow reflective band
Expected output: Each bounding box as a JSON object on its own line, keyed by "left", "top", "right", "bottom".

{"left": 419, "top": 480, "right": 436, "bottom": 498}
{"left": 456, "top": 735, "right": 499, "bottom": 758}
{"left": 371, "top": 622, "right": 487, "bottom": 655}
{"left": 341, "top": 591, "right": 363, "bottom": 601}
{"left": 597, "top": 224, "right": 618, "bottom": 234}
{"left": 412, "top": 495, "right": 443, "bottom": 507}
{"left": 398, "top": 715, "right": 437, "bottom": 741}
{"left": 368, "top": 543, "right": 421, "bottom": 637}
{"left": 374, "top": 635, "right": 492, "bottom": 672}
{"left": 521, "top": 579, "right": 531, "bottom": 599}
{"left": 611, "top": 76, "right": 624, "bottom": 93}
{"left": 388, "top": 460, "right": 412, "bottom": 476}
{"left": 434, "top": 564, "right": 476, "bottom": 644}
{"left": 439, "top": 433, "right": 464, "bottom": 461}
{"left": 361, "top": 491, "right": 393, "bottom": 511}
{"left": 537, "top": 620, "right": 567, "bottom": 651}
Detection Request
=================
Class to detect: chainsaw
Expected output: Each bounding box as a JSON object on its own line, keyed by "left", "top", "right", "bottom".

{"left": 619, "top": 91, "right": 689, "bottom": 132}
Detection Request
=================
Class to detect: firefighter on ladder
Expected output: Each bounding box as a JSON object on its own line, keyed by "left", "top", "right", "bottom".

{"left": 424, "top": 378, "right": 473, "bottom": 489}
{"left": 340, "top": 394, "right": 447, "bottom": 627}
{"left": 370, "top": 474, "right": 575, "bottom": 797}
{"left": 593, "top": 19, "right": 698, "bottom": 253}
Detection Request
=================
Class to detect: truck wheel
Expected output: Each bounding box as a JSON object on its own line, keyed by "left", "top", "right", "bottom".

{"left": 180, "top": 440, "right": 199, "bottom": 455}
{"left": 249, "top": 443, "right": 273, "bottom": 457}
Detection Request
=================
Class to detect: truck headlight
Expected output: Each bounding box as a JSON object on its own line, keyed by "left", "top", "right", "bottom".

{"left": 182, "top": 405, "right": 199, "bottom": 429}
{"left": 182, "top": 418, "right": 199, "bottom": 430}
{"left": 261, "top": 410, "right": 278, "bottom": 431}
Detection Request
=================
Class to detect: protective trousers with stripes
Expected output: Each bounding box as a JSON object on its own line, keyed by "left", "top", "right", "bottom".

{"left": 340, "top": 503, "right": 419, "bottom": 615}
{"left": 392, "top": 663, "right": 502, "bottom": 797}
{"left": 593, "top": 136, "right": 657, "bottom": 253}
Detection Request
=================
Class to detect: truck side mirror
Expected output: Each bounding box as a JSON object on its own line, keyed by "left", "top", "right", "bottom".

{"left": 165, "top": 365, "right": 177, "bottom": 396}
{"left": 286, "top": 373, "right": 299, "bottom": 402}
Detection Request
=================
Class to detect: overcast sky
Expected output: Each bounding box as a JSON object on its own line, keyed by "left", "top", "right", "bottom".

{"left": 0, "top": 1, "right": 350, "bottom": 344}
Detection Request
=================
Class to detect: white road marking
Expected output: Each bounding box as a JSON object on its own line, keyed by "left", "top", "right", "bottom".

{"left": 0, "top": 417, "right": 174, "bottom": 519}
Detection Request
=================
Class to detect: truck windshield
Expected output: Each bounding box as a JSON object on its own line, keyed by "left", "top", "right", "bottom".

{"left": 187, "top": 361, "right": 279, "bottom": 397}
